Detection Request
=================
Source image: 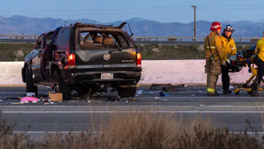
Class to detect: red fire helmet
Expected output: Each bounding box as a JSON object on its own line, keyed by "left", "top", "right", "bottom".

{"left": 210, "top": 22, "right": 222, "bottom": 31}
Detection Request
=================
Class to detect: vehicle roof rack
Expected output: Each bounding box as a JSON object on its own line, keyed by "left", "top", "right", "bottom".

{"left": 72, "top": 22, "right": 127, "bottom": 29}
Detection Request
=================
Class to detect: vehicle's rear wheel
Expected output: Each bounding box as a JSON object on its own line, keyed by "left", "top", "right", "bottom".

{"left": 53, "top": 69, "right": 71, "bottom": 100}
{"left": 75, "top": 85, "right": 90, "bottom": 94}
{"left": 117, "top": 86, "right": 136, "bottom": 98}
{"left": 25, "top": 66, "right": 38, "bottom": 95}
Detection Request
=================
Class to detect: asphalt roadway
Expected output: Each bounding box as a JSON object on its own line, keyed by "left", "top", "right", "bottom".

{"left": 0, "top": 85, "right": 264, "bottom": 138}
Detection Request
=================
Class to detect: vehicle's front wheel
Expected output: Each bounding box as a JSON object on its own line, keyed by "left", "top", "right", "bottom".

{"left": 53, "top": 69, "right": 71, "bottom": 100}
{"left": 117, "top": 86, "right": 136, "bottom": 98}
{"left": 25, "top": 66, "right": 38, "bottom": 95}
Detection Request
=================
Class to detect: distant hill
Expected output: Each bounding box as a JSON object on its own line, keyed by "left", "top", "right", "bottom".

{"left": 0, "top": 15, "right": 263, "bottom": 37}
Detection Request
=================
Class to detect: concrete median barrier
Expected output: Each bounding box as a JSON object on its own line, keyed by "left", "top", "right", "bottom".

{"left": 0, "top": 60, "right": 252, "bottom": 86}
{"left": 139, "top": 60, "right": 251, "bottom": 86}
{"left": 0, "top": 62, "right": 24, "bottom": 86}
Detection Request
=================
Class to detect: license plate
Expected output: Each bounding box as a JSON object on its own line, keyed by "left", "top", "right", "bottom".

{"left": 101, "top": 73, "right": 114, "bottom": 80}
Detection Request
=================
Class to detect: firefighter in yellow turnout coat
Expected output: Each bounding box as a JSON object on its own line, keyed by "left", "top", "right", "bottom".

{"left": 220, "top": 25, "right": 237, "bottom": 94}
{"left": 251, "top": 32, "right": 264, "bottom": 96}
{"left": 204, "top": 22, "right": 225, "bottom": 96}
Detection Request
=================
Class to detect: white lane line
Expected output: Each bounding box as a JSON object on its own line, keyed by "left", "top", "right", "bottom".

{"left": 3, "top": 110, "right": 264, "bottom": 114}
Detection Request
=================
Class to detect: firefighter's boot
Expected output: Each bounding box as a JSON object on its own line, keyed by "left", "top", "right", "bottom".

{"left": 251, "top": 81, "right": 259, "bottom": 97}
{"left": 207, "top": 74, "right": 218, "bottom": 96}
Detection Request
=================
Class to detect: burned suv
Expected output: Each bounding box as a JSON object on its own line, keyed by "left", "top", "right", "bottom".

{"left": 22, "top": 22, "right": 142, "bottom": 100}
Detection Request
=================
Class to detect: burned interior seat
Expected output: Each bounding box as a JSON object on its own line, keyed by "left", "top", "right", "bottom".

{"left": 82, "top": 33, "right": 94, "bottom": 44}
{"left": 80, "top": 35, "right": 104, "bottom": 49}
{"left": 84, "top": 39, "right": 93, "bottom": 44}
{"left": 103, "top": 36, "right": 114, "bottom": 47}
{"left": 94, "top": 36, "right": 103, "bottom": 44}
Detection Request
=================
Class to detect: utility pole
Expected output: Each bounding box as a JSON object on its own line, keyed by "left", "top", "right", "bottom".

{"left": 192, "top": 5, "right": 197, "bottom": 41}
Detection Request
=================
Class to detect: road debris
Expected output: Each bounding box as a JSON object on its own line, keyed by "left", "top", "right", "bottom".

{"left": 107, "top": 96, "right": 120, "bottom": 102}
{"left": 20, "top": 96, "right": 39, "bottom": 103}
{"left": 159, "top": 91, "right": 169, "bottom": 97}
{"left": 11, "top": 102, "right": 24, "bottom": 105}
{"left": 149, "top": 92, "right": 154, "bottom": 94}
{"left": 49, "top": 92, "right": 62, "bottom": 102}
{"left": 150, "top": 83, "right": 184, "bottom": 92}
{"left": 26, "top": 92, "right": 36, "bottom": 97}
{"left": 154, "top": 97, "right": 160, "bottom": 100}
{"left": 135, "top": 90, "right": 143, "bottom": 96}
{"left": 160, "top": 98, "right": 168, "bottom": 101}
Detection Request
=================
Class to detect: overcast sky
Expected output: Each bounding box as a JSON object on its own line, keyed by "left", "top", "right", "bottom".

{"left": 0, "top": 0, "right": 263, "bottom": 23}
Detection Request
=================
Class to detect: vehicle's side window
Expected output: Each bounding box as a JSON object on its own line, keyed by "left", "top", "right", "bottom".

{"left": 43, "top": 34, "right": 54, "bottom": 48}
{"left": 115, "top": 34, "right": 129, "bottom": 48}
{"left": 35, "top": 34, "right": 44, "bottom": 49}
{"left": 104, "top": 33, "right": 130, "bottom": 48}
{"left": 55, "top": 28, "right": 71, "bottom": 49}
{"left": 80, "top": 32, "right": 94, "bottom": 44}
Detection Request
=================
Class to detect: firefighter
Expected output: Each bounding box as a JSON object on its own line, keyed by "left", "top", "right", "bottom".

{"left": 251, "top": 32, "right": 264, "bottom": 96}
{"left": 220, "top": 25, "right": 237, "bottom": 94}
{"left": 204, "top": 22, "right": 225, "bottom": 96}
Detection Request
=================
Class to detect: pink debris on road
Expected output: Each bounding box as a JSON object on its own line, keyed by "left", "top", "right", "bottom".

{"left": 21, "top": 97, "right": 39, "bottom": 103}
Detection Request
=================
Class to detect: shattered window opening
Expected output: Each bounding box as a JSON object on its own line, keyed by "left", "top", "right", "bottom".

{"left": 78, "top": 31, "right": 132, "bottom": 50}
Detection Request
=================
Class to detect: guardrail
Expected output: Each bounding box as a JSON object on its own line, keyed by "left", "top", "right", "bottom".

{"left": 0, "top": 34, "right": 261, "bottom": 44}
{"left": 132, "top": 36, "right": 261, "bottom": 42}
{"left": 0, "top": 34, "right": 39, "bottom": 40}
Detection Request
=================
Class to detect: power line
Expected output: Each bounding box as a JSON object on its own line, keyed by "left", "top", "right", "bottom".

{"left": 0, "top": 4, "right": 263, "bottom": 12}
{"left": 0, "top": 7, "right": 194, "bottom": 16}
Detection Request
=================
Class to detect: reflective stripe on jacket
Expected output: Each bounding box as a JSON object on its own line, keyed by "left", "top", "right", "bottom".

{"left": 204, "top": 32, "right": 224, "bottom": 63}
{"left": 220, "top": 35, "right": 237, "bottom": 62}
{"left": 255, "top": 37, "right": 264, "bottom": 62}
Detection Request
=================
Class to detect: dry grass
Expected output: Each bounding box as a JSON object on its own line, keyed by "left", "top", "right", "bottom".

{"left": 0, "top": 115, "right": 32, "bottom": 149}
{"left": 0, "top": 43, "right": 34, "bottom": 61}
{"left": 138, "top": 44, "right": 251, "bottom": 60}
{"left": 0, "top": 112, "right": 262, "bottom": 149}
{"left": 98, "top": 113, "right": 261, "bottom": 149}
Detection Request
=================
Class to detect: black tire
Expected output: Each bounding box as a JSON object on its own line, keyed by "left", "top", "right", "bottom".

{"left": 75, "top": 85, "right": 90, "bottom": 94}
{"left": 247, "top": 91, "right": 252, "bottom": 95}
{"left": 25, "top": 66, "right": 38, "bottom": 95}
{"left": 53, "top": 69, "right": 71, "bottom": 100}
{"left": 117, "top": 87, "right": 136, "bottom": 98}
{"left": 235, "top": 90, "right": 240, "bottom": 96}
